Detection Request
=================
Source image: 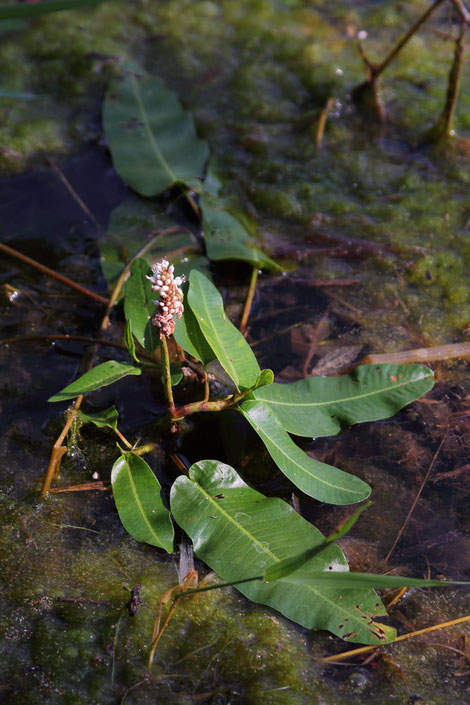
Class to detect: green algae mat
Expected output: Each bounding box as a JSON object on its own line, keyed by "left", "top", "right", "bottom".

{"left": 2, "top": 1, "right": 470, "bottom": 704}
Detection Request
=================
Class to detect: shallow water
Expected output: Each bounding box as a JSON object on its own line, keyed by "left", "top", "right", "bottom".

{"left": 1, "top": 1, "right": 470, "bottom": 703}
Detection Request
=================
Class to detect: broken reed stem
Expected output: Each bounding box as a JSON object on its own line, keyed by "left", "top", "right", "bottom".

{"left": 50, "top": 482, "right": 109, "bottom": 493}
{"left": 240, "top": 266, "right": 259, "bottom": 334}
{"left": 320, "top": 614, "right": 470, "bottom": 663}
{"left": 353, "top": 0, "right": 446, "bottom": 119}
{"left": 374, "top": 0, "right": 445, "bottom": 78}
{"left": 41, "top": 227, "right": 179, "bottom": 496}
{"left": 315, "top": 97, "right": 335, "bottom": 147}
{"left": 0, "top": 242, "right": 109, "bottom": 306}
{"left": 451, "top": 0, "right": 470, "bottom": 24}
{"left": 358, "top": 342, "right": 470, "bottom": 365}
{"left": 302, "top": 312, "right": 330, "bottom": 378}
{"left": 46, "top": 157, "right": 101, "bottom": 229}
{"left": 0, "top": 333, "right": 155, "bottom": 362}
{"left": 40, "top": 406, "right": 79, "bottom": 496}
{"left": 428, "top": 19, "right": 466, "bottom": 139}
{"left": 160, "top": 335, "right": 176, "bottom": 417}
{"left": 384, "top": 586, "right": 408, "bottom": 610}
{"left": 184, "top": 189, "right": 201, "bottom": 218}
{"left": 384, "top": 434, "right": 447, "bottom": 563}
{"left": 148, "top": 590, "right": 191, "bottom": 669}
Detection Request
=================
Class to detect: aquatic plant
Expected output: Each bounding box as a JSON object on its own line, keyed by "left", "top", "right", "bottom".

{"left": 47, "top": 257, "right": 455, "bottom": 649}
{"left": 43, "top": 64, "right": 469, "bottom": 657}
{"left": 353, "top": 0, "right": 468, "bottom": 138}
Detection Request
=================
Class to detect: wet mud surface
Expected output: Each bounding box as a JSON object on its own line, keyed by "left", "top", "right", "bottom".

{"left": 2, "top": 1, "right": 470, "bottom": 703}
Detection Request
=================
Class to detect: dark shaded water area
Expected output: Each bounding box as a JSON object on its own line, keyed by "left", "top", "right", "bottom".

{"left": 2, "top": 1, "right": 470, "bottom": 703}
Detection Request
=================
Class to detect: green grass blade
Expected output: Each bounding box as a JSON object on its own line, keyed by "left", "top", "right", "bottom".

{"left": 264, "top": 502, "right": 372, "bottom": 582}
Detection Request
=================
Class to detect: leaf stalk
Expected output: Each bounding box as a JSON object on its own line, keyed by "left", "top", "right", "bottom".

{"left": 160, "top": 335, "right": 176, "bottom": 417}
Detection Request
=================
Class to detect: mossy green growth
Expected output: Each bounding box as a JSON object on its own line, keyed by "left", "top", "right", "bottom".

{"left": 0, "top": 483, "right": 333, "bottom": 705}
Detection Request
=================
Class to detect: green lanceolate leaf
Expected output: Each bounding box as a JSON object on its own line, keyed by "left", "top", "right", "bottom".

{"left": 78, "top": 406, "right": 119, "bottom": 430}
{"left": 187, "top": 270, "right": 260, "bottom": 391}
{"left": 239, "top": 400, "right": 370, "bottom": 505}
{"left": 111, "top": 453, "right": 174, "bottom": 553}
{"left": 264, "top": 502, "right": 372, "bottom": 582}
{"left": 0, "top": 0, "right": 109, "bottom": 19}
{"left": 124, "top": 258, "right": 159, "bottom": 353}
{"left": 275, "top": 571, "right": 468, "bottom": 590}
{"left": 173, "top": 288, "right": 216, "bottom": 367}
{"left": 48, "top": 361, "right": 141, "bottom": 402}
{"left": 252, "top": 363, "right": 435, "bottom": 438}
{"left": 201, "top": 195, "right": 281, "bottom": 271}
{"left": 103, "top": 70, "right": 209, "bottom": 197}
{"left": 170, "top": 460, "right": 395, "bottom": 645}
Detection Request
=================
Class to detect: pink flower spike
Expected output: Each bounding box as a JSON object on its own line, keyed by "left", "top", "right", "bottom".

{"left": 148, "top": 259, "right": 185, "bottom": 338}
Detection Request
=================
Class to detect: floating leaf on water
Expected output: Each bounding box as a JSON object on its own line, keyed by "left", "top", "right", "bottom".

{"left": 239, "top": 400, "right": 371, "bottom": 505}
{"left": 252, "top": 363, "right": 435, "bottom": 437}
{"left": 112, "top": 453, "right": 174, "bottom": 553}
{"left": 170, "top": 460, "right": 395, "bottom": 644}
{"left": 201, "top": 194, "right": 281, "bottom": 271}
{"left": 103, "top": 69, "right": 209, "bottom": 197}
{"left": 78, "top": 406, "right": 119, "bottom": 430}
{"left": 48, "top": 361, "right": 141, "bottom": 402}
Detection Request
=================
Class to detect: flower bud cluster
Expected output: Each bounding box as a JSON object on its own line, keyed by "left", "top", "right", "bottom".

{"left": 146, "top": 259, "right": 185, "bottom": 337}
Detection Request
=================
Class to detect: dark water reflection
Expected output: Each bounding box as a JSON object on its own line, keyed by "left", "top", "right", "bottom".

{"left": 2, "top": 4, "right": 470, "bottom": 704}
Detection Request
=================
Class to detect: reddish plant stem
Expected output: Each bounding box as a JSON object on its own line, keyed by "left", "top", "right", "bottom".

{"left": 40, "top": 227, "right": 182, "bottom": 495}
{"left": 172, "top": 391, "right": 248, "bottom": 421}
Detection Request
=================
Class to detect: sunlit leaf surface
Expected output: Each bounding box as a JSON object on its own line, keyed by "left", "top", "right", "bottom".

{"left": 48, "top": 361, "right": 141, "bottom": 402}
{"left": 103, "top": 70, "right": 209, "bottom": 196}
{"left": 171, "top": 460, "right": 395, "bottom": 644}
{"left": 186, "top": 270, "right": 260, "bottom": 390}
{"left": 112, "top": 453, "right": 174, "bottom": 553}
{"left": 252, "top": 364, "right": 434, "bottom": 437}
{"left": 240, "top": 400, "right": 371, "bottom": 504}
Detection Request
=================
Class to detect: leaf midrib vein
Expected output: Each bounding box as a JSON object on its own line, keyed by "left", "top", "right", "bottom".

{"left": 191, "top": 478, "right": 387, "bottom": 638}
{"left": 126, "top": 464, "right": 166, "bottom": 546}
{"left": 130, "top": 74, "right": 177, "bottom": 185}
{"left": 243, "top": 407, "right": 362, "bottom": 497}
{"left": 254, "top": 377, "right": 429, "bottom": 409}
{"left": 192, "top": 284, "right": 241, "bottom": 387}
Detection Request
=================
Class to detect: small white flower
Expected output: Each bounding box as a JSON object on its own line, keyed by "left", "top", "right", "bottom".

{"left": 146, "top": 259, "right": 185, "bottom": 337}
